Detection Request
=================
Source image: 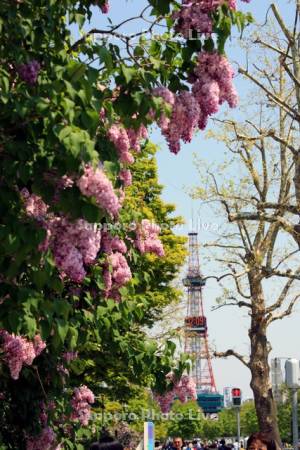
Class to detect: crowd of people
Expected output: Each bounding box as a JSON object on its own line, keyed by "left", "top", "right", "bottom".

{"left": 89, "top": 432, "right": 277, "bottom": 450}
{"left": 161, "top": 437, "right": 243, "bottom": 450}
{"left": 159, "top": 434, "right": 276, "bottom": 450}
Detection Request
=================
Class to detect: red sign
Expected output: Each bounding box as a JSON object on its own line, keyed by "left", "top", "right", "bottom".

{"left": 185, "top": 316, "right": 207, "bottom": 327}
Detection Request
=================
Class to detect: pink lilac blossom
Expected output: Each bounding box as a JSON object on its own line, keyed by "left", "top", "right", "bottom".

{"left": 63, "top": 351, "right": 78, "bottom": 363}
{"left": 99, "top": 107, "right": 106, "bottom": 120}
{"left": 135, "top": 219, "right": 164, "bottom": 257}
{"left": 49, "top": 217, "right": 101, "bottom": 283}
{"left": 153, "top": 51, "right": 238, "bottom": 153}
{"left": 57, "top": 363, "right": 69, "bottom": 377}
{"left": 78, "top": 164, "right": 122, "bottom": 218}
{"left": 71, "top": 385, "right": 95, "bottom": 426}
{"left": 175, "top": 375, "right": 197, "bottom": 402}
{"left": 109, "top": 252, "right": 132, "bottom": 286}
{"left": 33, "top": 335, "right": 46, "bottom": 357}
{"left": 102, "top": 236, "right": 131, "bottom": 300}
{"left": 100, "top": 0, "right": 109, "bottom": 13}
{"left": 173, "top": 0, "right": 245, "bottom": 37}
{"left": 21, "top": 188, "right": 102, "bottom": 282}
{"left": 126, "top": 124, "right": 148, "bottom": 152}
{"left": 163, "top": 91, "right": 200, "bottom": 154}
{"left": 119, "top": 169, "right": 132, "bottom": 187}
{"left": 66, "top": 219, "right": 101, "bottom": 265}
{"left": 18, "top": 60, "right": 40, "bottom": 85}
{"left": 155, "top": 375, "right": 197, "bottom": 413}
{"left": 108, "top": 123, "right": 148, "bottom": 162}
{"left": 21, "top": 188, "right": 48, "bottom": 220}
{"left": 26, "top": 427, "right": 57, "bottom": 450}
{"left": 173, "top": 4, "right": 213, "bottom": 37}
{"left": 101, "top": 232, "right": 127, "bottom": 254}
{"left": 152, "top": 87, "right": 175, "bottom": 132}
{"left": 107, "top": 124, "right": 134, "bottom": 164}
{"left": 1, "top": 332, "right": 46, "bottom": 380}
{"left": 192, "top": 51, "right": 238, "bottom": 122}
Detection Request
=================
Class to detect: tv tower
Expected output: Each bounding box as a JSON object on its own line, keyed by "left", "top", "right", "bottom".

{"left": 183, "top": 232, "right": 223, "bottom": 414}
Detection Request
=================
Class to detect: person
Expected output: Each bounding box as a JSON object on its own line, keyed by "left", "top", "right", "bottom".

{"left": 234, "top": 440, "right": 239, "bottom": 450}
{"left": 90, "top": 434, "right": 124, "bottom": 450}
{"left": 246, "top": 433, "right": 277, "bottom": 450}
{"left": 202, "top": 440, "right": 210, "bottom": 450}
{"left": 172, "top": 437, "right": 184, "bottom": 450}
{"left": 192, "top": 439, "right": 202, "bottom": 450}
{"left": 155, "top": 441, "right": 163, "bottom": 450}
{"left": 218, "top": 439, "right": 228, "bottom": 450}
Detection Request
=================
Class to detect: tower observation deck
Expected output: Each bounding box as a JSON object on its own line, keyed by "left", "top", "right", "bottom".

{"left": 183, "top": 232, "right": 223, "bottom": 414}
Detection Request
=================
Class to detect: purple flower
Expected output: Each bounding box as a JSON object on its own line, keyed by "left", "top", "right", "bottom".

{"left": 18, "top": 60, "right": 40, "bottom": 85}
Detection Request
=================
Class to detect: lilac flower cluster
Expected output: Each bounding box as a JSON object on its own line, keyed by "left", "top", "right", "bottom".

{"left": 21, "top": 189, "right": 102, "bottom": 282}
{"left": 173, "top": 0, "right": 251, "bottom": 37}
{"left": 48, "top": 217, "right": 101, "bottom": 283}
{"left": 135, "top": 219, "right": 165, "bottom": 257}
{"left": 101, "top": 232, "right": 131, "bottom": 300}
{"left": 155, "top": 375, "right": 197, "bottom": 413}
{"left": 119, "top": 169, "right": 132, "bottom": 187}
{"left": 1, "top": 332, "right": 46, "bottom": 380}
{"left": 62, "top": 351, "right": 78, "bottom": 363}
{"left": 26, "top": 427, "right": 58, "bottom": 450}
{"left": 71, "top": 385, "right": 95, "bottom": 426}
{"left": 107, "top": 123, "right": 148, "bottom": 165}
{"left": 153, "top": 51, "right": 238, "bottom": 153}
{"left": 100, "top": 0, "right": 109, "bottom": 13}
{"left": 18, "top": 60, "right": 40, "bottom": 85}
{"left": 21, "top": 188, "right": 48, "bottom": 220}
{"left": 78, "top": 164, "right": 122, "bottom": 218}
{"left": 192, "top": 51, "right": 238, "bottom": 128}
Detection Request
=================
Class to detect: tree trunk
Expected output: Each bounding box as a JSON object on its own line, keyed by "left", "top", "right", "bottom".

{"left": 248, "top": 270, "right": 282, "bottom": 446}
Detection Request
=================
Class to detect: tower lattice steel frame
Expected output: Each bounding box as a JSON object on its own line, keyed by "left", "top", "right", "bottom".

{"left": 183, "top": 232, "right": 217, "bottom": 394}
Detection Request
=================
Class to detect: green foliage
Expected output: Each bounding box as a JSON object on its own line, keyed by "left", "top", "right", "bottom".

{"left": 167, "top": 401, "right": 204, "bottom": 439}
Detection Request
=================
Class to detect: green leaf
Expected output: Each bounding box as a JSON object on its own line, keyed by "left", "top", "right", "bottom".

{"left": 67, "top": 61, "right": 86, "bottom": 82}
{"left": 53, "top": 300, "right": 72, "bottom": 319}
{"left": 56, "top": 319, "right": 69, "bottom": 344}
{"left": 121, "top": 65, "right": 136, "bottom": 84}
{"left": 23, "top": 316, "right": 37, "bottom": 337}
{"left": 32, "top": 270, "right": 48, "bottom": 289}
{"left": 97, "top": 46, "right": 114, "bottom": 70}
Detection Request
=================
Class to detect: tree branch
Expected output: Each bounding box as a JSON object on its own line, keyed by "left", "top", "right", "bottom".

{"left": 267, "top": 295, "right": 300, "bottom": 324}
{"left": 212, "top": 297, "right": 252, "bottom": 310}
{"left": 228, "top": 211, "right": 295, "bottom": 235}
{"left": 238, "top": 67, "right": 300, "bottom": 121}
{"left": 253, "top": 38, "right": 292, "bottom": 60}
{"left": 203, "top": 271, "right": 248, "bottom": 283}
{"left": 214, "top": 349, "right": 250, "bottom": 368}
{"left": 266, "top": 276, "right": 296, "bottom": 313}
{"left": 271, "top": 4, "right": 294, "bottom": 44}
{"left": 282, "top": 60, "right": 300, "bottom": 88}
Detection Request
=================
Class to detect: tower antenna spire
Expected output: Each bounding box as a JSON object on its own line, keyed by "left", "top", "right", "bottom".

{"left": 183, "top": 232, "right": 223, "bottom": 414}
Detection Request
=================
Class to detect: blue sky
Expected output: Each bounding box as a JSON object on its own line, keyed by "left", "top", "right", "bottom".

{"left": 81, "top": 1, "right": 298, "bottom": 400}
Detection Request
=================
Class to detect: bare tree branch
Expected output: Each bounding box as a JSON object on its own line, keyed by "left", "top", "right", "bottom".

{"left": 253, "top": 38, "right": 292, "bottom": 60}
{"left": 239, "top": 67, "right": 300, "bottom": 121}
{"left": 271, "top": 4, "right": 294, "bottom": 44}
{"left": 214, "top": 349, "right": 250, "bottom": 368}
{"left": 267, "top": 295, "right": 300, "bottom": 324}
{"left": 212, "top": 297, "right": 252, "bottom": 310}
{"left": 266, "top": 276, "right": 296, "bottom": 314}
